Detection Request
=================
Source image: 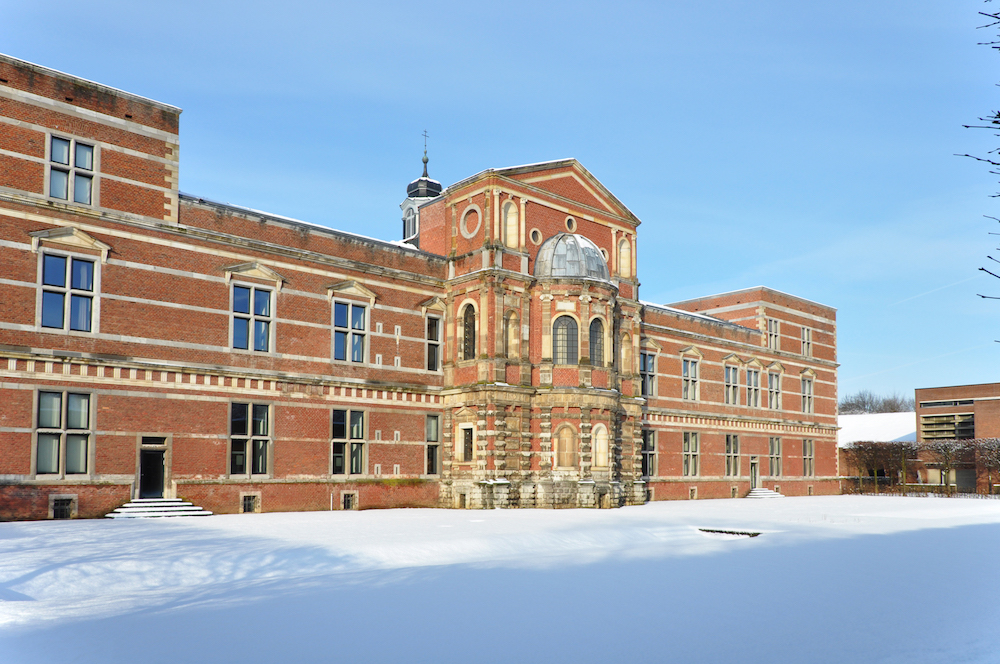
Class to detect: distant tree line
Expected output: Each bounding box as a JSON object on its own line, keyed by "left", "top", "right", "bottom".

{"left": 842, "top": 438, "right": 1000, "bottom": 495}
{"left": 839, "top": 390, "right": 914, "bottom": 414}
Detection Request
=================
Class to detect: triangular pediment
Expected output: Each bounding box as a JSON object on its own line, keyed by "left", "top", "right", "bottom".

{"left": 768, "top": 362, "right": 785, "bottom": 373}
{"left": 494, "top": 160, "right": 640, "bottom": 225}
{"left": 721, "top": 353, "right": 743, "bottom": 364}
{"left": 419, "top": 296, "right": 446, "bottom": 315}
{"left": 30, "top": 226, "right": 111, "bottom": 262}
{"left": 327, "top": 280, "right": 377, "bottom": 304}
{"left": 639, "top": 336, "right": 662, "bottom": 352}
{"left": 678, "top": 345, "right": 703, "bottom": 358}
{"left": 223, "top": 262, "right": 286, "bottom": 290}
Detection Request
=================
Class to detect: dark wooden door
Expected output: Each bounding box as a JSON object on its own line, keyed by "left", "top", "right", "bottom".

{"left": 139, "top": 450, "right": 164, "bottom": 498}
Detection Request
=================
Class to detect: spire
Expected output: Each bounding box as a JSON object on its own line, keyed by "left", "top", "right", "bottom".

{"left": 422, "top": 130, "right": 429, "bottom": 178}
{"left": 406, "top": 130, "right": 442, "bottom": 199}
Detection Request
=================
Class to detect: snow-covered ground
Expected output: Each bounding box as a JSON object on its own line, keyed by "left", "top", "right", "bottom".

{"left": 2, "top": 495, "right": 999, "bottom": 663}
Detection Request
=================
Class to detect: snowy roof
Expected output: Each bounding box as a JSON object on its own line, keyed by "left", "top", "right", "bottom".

{"left": 837, "top": 412, "right": 916, "bottom": 447}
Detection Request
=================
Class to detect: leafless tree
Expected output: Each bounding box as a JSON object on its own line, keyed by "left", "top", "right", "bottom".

{"left": 839, "top": 390, "right": 914, "bottom": 414}
{"left": 920, "top": 439, "right": 971, "bottom": 495}
{"left": 974, "top": 438, "right": 1000, "bottom": 493}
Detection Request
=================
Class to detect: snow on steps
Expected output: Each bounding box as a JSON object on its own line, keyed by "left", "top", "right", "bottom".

{"left": 106, "top": 498, "right": 213, "bottom": 518}
{"left": 745, "top": 488, "right": 785, "bottom": 499}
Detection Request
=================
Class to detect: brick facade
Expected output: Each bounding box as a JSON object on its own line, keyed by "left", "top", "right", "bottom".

{"left": 0, "top": 55, "right": 839, "bottom": 520}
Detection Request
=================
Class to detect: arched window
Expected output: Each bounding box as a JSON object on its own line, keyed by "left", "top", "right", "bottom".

{"left": 592, "top": 425, "right": 609, "bottom": 468}
{"left": 503, "top": 201, "right": 519, "bottom": 249}
{"left": 504, "top": 312, "right": 519, "bottom": 359}
{"left": 554, "top": 425, "right": 578, "bottom": 468}
{"left": 620, "top": 333, "right": 632, "bottom": 374}
{"left": 553, "top": 316, "right": 578, "bottom": 364}
{"left": 462, "top": 304, "right": 476, "bottom": 361}
{"left": 618, "top": 238, "right": 632, "bottom": 279}
{"left": 589, "top": 318, "right": 604, "bottom": 367}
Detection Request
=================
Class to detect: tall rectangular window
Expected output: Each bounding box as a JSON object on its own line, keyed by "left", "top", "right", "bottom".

{"left": 724, "top": 365, "right": 739, "bottom": 405}
{"left": 334, "top": 301, "right": 366, "bottom": 362}
{"left": 641, "top": 430, "right": 656, "bottom": 477}
{"left": 682, "top": 432, "right": 699, "bottom": 476}
{"left": 801, "top": 377, "right": 814, "bottom": 413}
{"left": 41, "top": 254, "right": 95, "bottom": 332}
{"left": 426, "top": 414, "right": 440, "bottom": 475}
{"left": 801, "top": 327, "right": 812, "bottom": 356}
{"left": 767, "top": 372, "right": 781, "bottom": 409}
{"left": 49, "top": 136, "right": 94, "bottom": 205}
{"left": 233, "top": 285, "right": 271, "bottom": 352}
{"left": 746, "top": 369, "right": 760, "bottom": 407}
{"left": 802, "top": 439, "right": 815, "bottom": 477}
{"left": 332, "top": 409, "right": 365, "bottom": 475}
{"left": 769, "top": 437, "right": 782, "bottom": 476}
{"left": 767, "top": 318, "right": 780, "bottom": 351}
{"left": 681, "top": 358, "right": 698, "bottom": 400}
{"left": 36, "top": 391, "right": 90, "bottom": 476}
{"left": 640, "top": 352, "right": 656, "bottom": 397}
{"left": 426, "top": 317, "right": 441, "bottom": 371}
{"left": 230, "top": 403, "right": 270, "bottom": 476}
{"left": 725, "top": 434, "right": 740, "bottom": 477}
{"left": 460, "top": 427, "right": 474, "bottom": 463}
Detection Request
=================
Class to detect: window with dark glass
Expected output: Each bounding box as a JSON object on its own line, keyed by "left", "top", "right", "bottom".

{"left": 36, "top": 391, "right": 90, "bottom": 476}
{"left": 332, "top": 409, "right": 365, "bottom": 475}
{"left": 461, "top": 427, "right": 474, "bottom": 462}
{"left": 746, "top": 369, "right": 761, "bottom": 407}
{"left": 41, "top": 254, "right": 94, "bottom": 332}
{"left": 49, "top": 136, "right": 94, "bottom": 205}
{"left": 801, "top": 377, "right": 814, "bottom": 413}
{"left": 553, "top": 316, "right": 578, "bottom": 364}
{"left": 231, "top": 403, "right": 269, "bottom": 476}
{"left": 724, "top": 365, "right": 739, "bottom": 405}
{"left": 802, "top": 439, "right": 815, "bottom": 476}
{"left": 426, "top": 415, "right": 440, "bottom": 475}
{"left": 333, "top": 301, "right": 366, "bottom": 362}
{"left": 641, "top": 430, "right": 656, "bottom": 477}
{"left": 589, "top": 319, "right": 604, "bottom": 366}
{"left": 462, "top": 305, "right": 476, "bottom": 360}
{"left": 641, "top": 352, "right": 657, "bottom": 397}
{"left": 426, "top": 317, "right": 440, "bottom": 370}
{"left": 768, "top": 372, "right": 781, "bottom": 409}
{"left": 233, "top": 285, "right": 271, "bottom": 352}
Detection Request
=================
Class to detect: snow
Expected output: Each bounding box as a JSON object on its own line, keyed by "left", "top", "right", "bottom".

{"left": 2, "top": 496, "right": 1000, "bottom": 663}
{"left": 838, "top": 412, "right": 917, "bottom": 447}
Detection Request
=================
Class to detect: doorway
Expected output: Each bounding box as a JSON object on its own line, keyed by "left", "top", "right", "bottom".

{"left": 139, "top": 450, "right": 165, "bottom": 498}
{"left": 749, "top": 457, "right": 759, "bottom": 490}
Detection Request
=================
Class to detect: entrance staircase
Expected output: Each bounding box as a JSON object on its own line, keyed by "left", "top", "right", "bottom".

{"left": 106, "top": 498, "right": 213, "bottom": 518}
{"left": 745, "top": 488, "right": 785, "bottom": 499}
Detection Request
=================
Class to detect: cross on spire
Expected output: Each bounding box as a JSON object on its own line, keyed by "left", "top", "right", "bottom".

{"left": 421, "top": 130, "right": 430, "bottom": 177}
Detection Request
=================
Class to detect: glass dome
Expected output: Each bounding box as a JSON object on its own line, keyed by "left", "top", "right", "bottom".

{"left": 534, "top": 233, "right": 611, "bottom": 281}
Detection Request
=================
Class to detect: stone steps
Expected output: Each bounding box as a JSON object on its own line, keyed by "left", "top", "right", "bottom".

{"left": 745, "top": 488, "right": 784, "bottom": 499}
{"left": 106, "top": 498, "right": 213, "bottom": 518}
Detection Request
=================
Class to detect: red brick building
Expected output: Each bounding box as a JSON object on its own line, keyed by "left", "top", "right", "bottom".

{"left": 0, "top": 55, "right": 839, "bottom": 519}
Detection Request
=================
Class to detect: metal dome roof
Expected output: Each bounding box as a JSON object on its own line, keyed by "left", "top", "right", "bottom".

{"left": 534, "top": 233, "right": 611, "bottom": 281}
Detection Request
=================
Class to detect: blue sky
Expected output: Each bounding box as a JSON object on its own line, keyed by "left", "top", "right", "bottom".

{"left": 5, "top": 0, "right": 999, "bottom": 399}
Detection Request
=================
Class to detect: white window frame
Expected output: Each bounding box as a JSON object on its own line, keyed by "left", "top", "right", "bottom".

{"left": 803, "top": 439, "right": 815, "bottom": 477}
{"left": 641, "top": 430, "right": 656, "bottom": 477}
{"left": 331, "top": 408, "right": 366, "bottom": 475}
{"left": 682, "top": 432, "right": 699, "bottom": 477}
{"left": 426, "top": 414, "right": 440, "bottom": 475}
{"left": 769, "top": 437, "right": 782, "bottom": 477}
{"left": 681, "top": 358, "right": 698, "bottom": 401}
{"left": 33, "top": 390, "right": 94, "bottom": 479}
{"left": 231, "top": 282, "right": 274, "bottom": 353}
{"left": 640, "top": 351, "right": 657, "bottom": 397}
{"left": 332, "top": 299, "right": 368, "bottom": 364}
{"left": 801, "top": 327, "right": 813, "bottom": 357}
{"left": 426, "top": 315, "right": 442, "bottom": 371}
{"left": 746, "top": 368, "right": 761, "bottom": 408}
{"left": 767, "top": 372, "right": 782, "bottom": 410}
{"left": 725, "top": 434, "right": 740, "bottom": 477}
{"left": 457, "top": 424, "right": 476, "bottom": 463}
{"left": 37, "top": 250, "right": 100, "bottom": 334}
{"left": 47, "top": 134, "right": 98, "bottom": 206}
{"left": 229, "top": 402, "right": 272, "bottom": 479}
{"left": 767, "top": 318, "right": 780, "bottom": 351}
{"left": 724, "top": 365, "right": 739, "bottom": 405}
{"left": 801, "top": 377, "right": 815, "bottom": 414}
